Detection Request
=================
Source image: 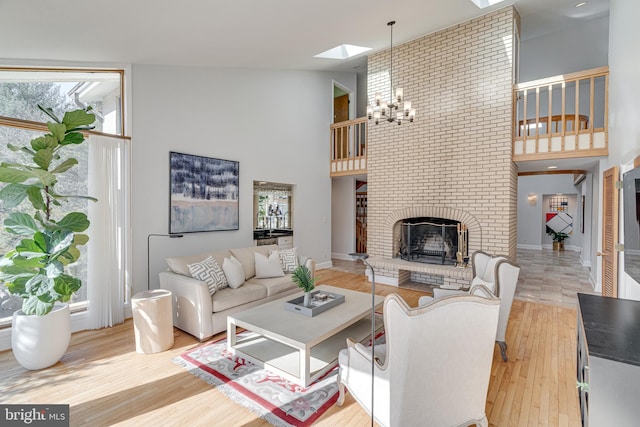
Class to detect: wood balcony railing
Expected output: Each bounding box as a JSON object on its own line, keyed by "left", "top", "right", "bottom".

{"left": 513, "top": 66, "right": 608, "bottom": 161}
{"left": 329, "top": 67, "right": 609, "bottom": 176}
{"left": 330, "top": 117, "right": 367, "bottom": 176}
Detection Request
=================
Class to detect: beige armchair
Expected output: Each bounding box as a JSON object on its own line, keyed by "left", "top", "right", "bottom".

{"left": 418, "top": 250, "right": 520, "bottom": 361}
{"left": 337, "top": 286, "right": 500, "bottom": 427}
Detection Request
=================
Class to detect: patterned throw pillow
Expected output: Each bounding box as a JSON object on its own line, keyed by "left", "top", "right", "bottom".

{"left": 270, "top": 248, "right": 299, "bottom": 273}
{"left": 187, "top": 256, "right": 228, "bottom": 295}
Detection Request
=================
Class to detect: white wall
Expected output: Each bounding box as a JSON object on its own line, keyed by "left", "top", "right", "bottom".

{"left": 517, "top": 174, "right": 588, "bottom": 253}
{"left": 519, "top": 15, "right": 609, "bottom": 82}
{"left": 608, "top": 0, "right": 640, "bottom": 299}
{"left": 356, "top": 70, "right": 367, "bottom": 118}
{"left": 331, "top": 176, "right": 356, "bottom": 259}
{"left": 132, "top": 64, "right": 356, "bottom": 293}
{"left": 580, "top": 174, "right": 594, "bottom": 266}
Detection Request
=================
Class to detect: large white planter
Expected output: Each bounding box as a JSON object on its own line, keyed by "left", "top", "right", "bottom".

{"left": 11, "top": 303, "right": 71, "bottom": 370}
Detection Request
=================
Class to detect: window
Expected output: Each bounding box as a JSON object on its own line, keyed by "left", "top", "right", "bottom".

{"left": 0, "top": 68, "right": 124, "bottom": 325}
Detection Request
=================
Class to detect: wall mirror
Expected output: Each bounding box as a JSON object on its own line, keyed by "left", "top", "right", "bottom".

{"left": 253, "top": 181, "right": 293, "bottom": 230}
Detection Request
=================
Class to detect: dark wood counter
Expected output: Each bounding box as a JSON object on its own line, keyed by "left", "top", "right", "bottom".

{"left": 577, "top": 293, "right": 640, "bottom": 426}
{"left": 578, "top": 293, "right": 640, "bottom": 366}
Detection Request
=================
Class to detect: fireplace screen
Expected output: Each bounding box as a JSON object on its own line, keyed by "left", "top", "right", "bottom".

{"left": 398, "top": 217, "right": 468, "bottom": 265}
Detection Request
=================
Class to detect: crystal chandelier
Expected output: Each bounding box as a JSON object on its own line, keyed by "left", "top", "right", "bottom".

{"left": 367, "top": 21, "right": 416, "bottom": 125}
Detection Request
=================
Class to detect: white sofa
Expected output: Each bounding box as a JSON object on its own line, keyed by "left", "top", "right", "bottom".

{"left": 159, "top": 244, "right": 315, "bottom": 340}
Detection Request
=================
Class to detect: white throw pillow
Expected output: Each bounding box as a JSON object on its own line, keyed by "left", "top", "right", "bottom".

{"left": 187, "top": 256, "right": 228, "bottom": 295}
{"left": 223, "top": 256, "right": 245, "bottom": 289}
{"left": 269, "top": 247, "right": 299, "bottom": 273}
{"left": 471, "top": 276, "right": 495, "bottom": 294}
{"left": 254, "top": 252, "right": 285, "bottom": 278}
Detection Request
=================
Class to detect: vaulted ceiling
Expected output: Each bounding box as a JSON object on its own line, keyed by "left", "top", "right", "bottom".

{"left": 0, "top": 0, "right": 609, "bottom": 72}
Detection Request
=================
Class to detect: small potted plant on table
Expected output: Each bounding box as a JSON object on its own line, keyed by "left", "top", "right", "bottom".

{"left": 291, "top": 265, "right": 317, "bottom": 307}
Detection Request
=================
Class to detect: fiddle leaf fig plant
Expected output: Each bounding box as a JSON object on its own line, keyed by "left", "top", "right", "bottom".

{"left": 0, "top": 105, "right": 97, "bottom": 316}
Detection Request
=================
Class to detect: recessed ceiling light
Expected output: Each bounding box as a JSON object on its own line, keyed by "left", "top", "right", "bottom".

{"left": 548, "top": 165, "right": 558, "bottom": 169}
{"left": 468, "top": 0, "right": 507, "bottom": 9}
{"left": 575, "top": 1, "right": 587, "bottom": 7}
{"left": 314, "top": 44, "right": 371, "bottom": 60}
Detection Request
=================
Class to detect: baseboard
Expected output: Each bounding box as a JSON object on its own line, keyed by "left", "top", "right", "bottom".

{"left": 580, "top": 252, "right": 592, "bottom": 268}
{"left": 517, "top": 244, "right": 542, "bottom": 250}
{"left": 541, "top": 244, "right": 581, "bottom": 252}
{"left": 0, "top": 329, "right": 10, "bottom": 352}
{"left": 331, "top": 252, "right": 356, "bottom": 261}
{"left": 316, "top": 260, "right": 333, "bottom": 270}
{"left": 589, "top": 274, "right": 600, "bottom": 292}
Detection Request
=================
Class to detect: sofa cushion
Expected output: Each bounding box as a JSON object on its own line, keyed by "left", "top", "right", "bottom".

{"left": 246, "top": 276, "right": 297, "bottom": 297}
{"left": 270, "top": 247, "right": 299, "bottom": 273}
{"left": 211, "top": 282, "right": 267, "bottom": 312}
{"left": 222, "top": 256, "right": 245, "bottom": 289}
{"left": 255, "top": 252, "right": 285, "bottom": 278}
{"left": 229, "top": 245, "right": 278, "bottom": 280}
{"left": 187, "top": 256, "right": 228, "bottom": 294}
{"left": 166, "top": 249, "right": 231, "bottom": 277}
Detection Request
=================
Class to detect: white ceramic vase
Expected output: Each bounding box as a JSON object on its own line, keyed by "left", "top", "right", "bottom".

{"left": 304, "top": 291, "right": 311, "bottom": 307}
{"left": 11, "top": 303, "right": 71, "bottom": 370}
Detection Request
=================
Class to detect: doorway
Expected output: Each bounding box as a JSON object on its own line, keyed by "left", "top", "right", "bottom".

{"left": 356, "top": 180, "right": 367, "bottom": 253}
{"left": 333, "top": 82, "right": 351, "bottom": 159}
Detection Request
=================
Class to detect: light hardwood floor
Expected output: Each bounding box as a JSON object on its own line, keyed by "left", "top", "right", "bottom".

{"left": 0, "top": 269, "right": 581, "bottom": 426}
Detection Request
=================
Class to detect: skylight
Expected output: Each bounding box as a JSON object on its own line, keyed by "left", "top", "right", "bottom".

{"left": 468, "top": 0, "right": 507, "bottom": 9}
{"left": 314, "top": 44, "right": 371, "bottom": 60}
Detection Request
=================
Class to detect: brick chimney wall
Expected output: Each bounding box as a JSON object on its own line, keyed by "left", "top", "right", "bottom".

{"left": 366, "top": 7, "right": 519, "bottom": 260}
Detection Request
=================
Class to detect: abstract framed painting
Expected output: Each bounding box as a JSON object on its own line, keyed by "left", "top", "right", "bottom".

{"left": 169, "top": 152, "right": 239, "bottom": 234}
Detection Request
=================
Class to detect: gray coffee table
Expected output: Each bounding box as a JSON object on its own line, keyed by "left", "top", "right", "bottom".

{"left": 227, "top": 284, "right": 384, "bottom": 387}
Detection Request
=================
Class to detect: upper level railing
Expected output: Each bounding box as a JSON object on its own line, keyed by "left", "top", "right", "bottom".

{"left": 330, "top": 117, "right": 367, "bottom": 176}
{"left": 513, "top": 66, "right": 608, "bottom": 161}
{"left": 330, "top": 67, "right": 609, "bottom": 176}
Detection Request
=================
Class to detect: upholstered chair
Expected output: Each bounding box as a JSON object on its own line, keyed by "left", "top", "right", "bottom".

{"left": 418, "top": 251, "right": 520, "bottom": 361}
{"left": 337, "top": 286, "right": 500, "bottom": 427}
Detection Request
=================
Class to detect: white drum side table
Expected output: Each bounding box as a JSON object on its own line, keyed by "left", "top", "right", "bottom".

{"left": 132, "top": 289, "right": 174, "bottom": 354}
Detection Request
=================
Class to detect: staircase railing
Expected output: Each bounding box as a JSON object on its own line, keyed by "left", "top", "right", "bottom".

{"left": 513, "top": 66, "right": 608, "bottom": 161}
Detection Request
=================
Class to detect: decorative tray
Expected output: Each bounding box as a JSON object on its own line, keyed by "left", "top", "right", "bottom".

{"left": 284, "top": 290, "right": 345, "bottom": 317}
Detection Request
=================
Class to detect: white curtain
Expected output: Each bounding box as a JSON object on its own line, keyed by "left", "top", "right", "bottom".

{"left": 87, "top": 134, "right": 131, "bottom": 329}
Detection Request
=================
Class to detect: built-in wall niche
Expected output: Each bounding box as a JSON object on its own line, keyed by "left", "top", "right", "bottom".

{"left": 542, "top": 193, "right": 578, "bottom": 244}
{"left": 253, "top": 181, "right": 293, "bottom": 230}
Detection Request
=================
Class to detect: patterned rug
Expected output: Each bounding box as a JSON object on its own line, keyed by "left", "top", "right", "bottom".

{"left": 174, "top": 332, "right": 344, "bottom": 427}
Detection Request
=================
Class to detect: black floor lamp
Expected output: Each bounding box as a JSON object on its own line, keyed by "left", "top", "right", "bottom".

{"left": 147, "top": 233, "right": 183, "bottom": 290}
{"left": 349, "top": 252, "right": 376, "bottom": 427}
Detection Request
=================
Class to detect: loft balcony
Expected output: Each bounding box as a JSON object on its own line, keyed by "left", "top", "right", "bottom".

{"left": 329, "top": 67, "right": 609, "bottom": 177}
{"left": 330, "top": 117, "right": 367, "bottom": 176}
{"left": 513, "top": 66, "right": 609, "bottom": 161}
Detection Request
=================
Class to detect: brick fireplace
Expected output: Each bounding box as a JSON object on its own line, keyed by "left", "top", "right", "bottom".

{"left": 364, "top": 7, "right": 519, "bottom": 286}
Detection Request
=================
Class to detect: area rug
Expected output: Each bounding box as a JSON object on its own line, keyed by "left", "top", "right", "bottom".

{"left": 174, "top": 331, "right": 383, "bottom": 427}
